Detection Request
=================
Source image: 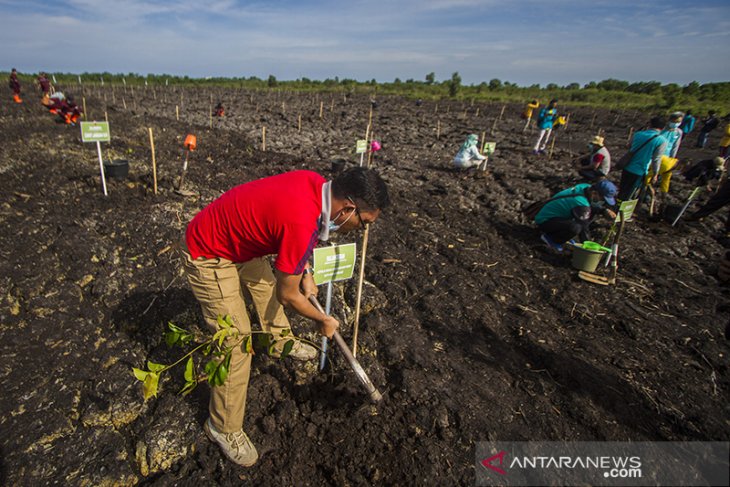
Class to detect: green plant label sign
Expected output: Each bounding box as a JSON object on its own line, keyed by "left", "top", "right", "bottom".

{"left": 312, "top": 243, "right": 356, "bottom": 285}
{"left": 483, "top": 142, "right": 496, "bottom": 155}
{"left": 80, "top": 121, "right": 111, "bottom": 142}
{"left": 355, "top": 140, "right": 367, "bottom": 154}
{"left": 616, "top": 199, "right": 638, "bottom": 222}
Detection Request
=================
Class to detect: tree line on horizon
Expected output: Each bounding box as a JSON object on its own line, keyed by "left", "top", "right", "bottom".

{"left": 5, "top": 70, "right": 729, "bottom": 114}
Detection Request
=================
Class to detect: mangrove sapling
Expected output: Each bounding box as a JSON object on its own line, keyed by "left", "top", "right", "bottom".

{"left": 131, "top": 315, "right": 315, "bottom": 401}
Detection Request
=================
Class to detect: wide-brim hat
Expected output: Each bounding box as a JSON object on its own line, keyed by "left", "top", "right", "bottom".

{"left": 590, "top": 135, "right": 604, "bottom": 147}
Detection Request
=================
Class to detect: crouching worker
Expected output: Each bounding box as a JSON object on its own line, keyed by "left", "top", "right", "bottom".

{"left": 576, "top": 135, "right": 611, "bottom": 181}
{"left": 453, "top": 134, "right": 488, "bottom": 173}
{"left": 178, "top": 167, "right": 390, "bottom": 466}
{"left": 535, "top": 180, "right": 618, "bottom": 253}
{"left": 214, "top": 101, "right": 225, "bottom": 117}
{"left": 683, "top": 156, "right": 726, "bottom": 191}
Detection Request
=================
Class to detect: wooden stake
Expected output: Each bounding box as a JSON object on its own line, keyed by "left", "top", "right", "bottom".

{"left": 548, "top": 132, "right": 557, "bottom": 160}
{"left": 627, "top": 127, "right": 634, "bottom": 146}
{"left": 352, "top": 225, "right": 370, "bottom": 357}
{"left": 148, "top": 128, "right": 158, "bottom": 195}
{"left": 122, "top": 97, "right": 127, "bottom": 110}
{"left": 319, "top": 101, "right": 324, "bottom": 119}
{"left": 490, "top": 116, "right": 498, "bottom": 135}
{"left": 82, "top": 97, "right": 88, "bottom": 120}
{"left": 176, "top": 105, "right": 179, "bottom": 121}
{"left": 262, "top": 126, "right": 266, "bottom": 151}
{"left": 590, "top": 112, "right": 597, "bottom": 128}
{"left": 498, "top": 104, "right": 506, "bottom": 121}
{"left": 298, "top": 114, "right": 302, "bottom": 132}
{"left": 104, "top": 111, "right": 108, "bottom": 123}
{"left": 476, "top": 107, "right": 480, "bottom": 117}
{"left": 436, "top": 120, "right": 441, "bottom": 139}
{"left": 209, "top": 105, "right": 212, "bottom": 129}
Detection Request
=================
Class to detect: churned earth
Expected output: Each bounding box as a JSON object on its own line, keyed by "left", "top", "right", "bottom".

{"left": 0, "top": 84, "right": 728, "bottom": 486}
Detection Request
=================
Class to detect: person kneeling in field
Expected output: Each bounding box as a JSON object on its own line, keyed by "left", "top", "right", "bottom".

{"left": 178, "top": 167, "right": 390, "bottom": 467}
{"left": 453, "top": 134, "right": 488, "bottom": 174}
{"left": 534, "top": 180, "right": 618, "bottom": 253}
{"left": 576, "top": 135, "right": 611, "bottom": 181}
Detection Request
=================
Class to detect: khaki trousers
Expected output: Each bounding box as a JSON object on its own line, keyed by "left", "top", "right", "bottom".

{"left": 178, "top": 243, "right": 290, "bottom": 433}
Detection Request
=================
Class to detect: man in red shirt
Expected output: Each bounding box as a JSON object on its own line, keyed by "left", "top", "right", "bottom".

{"left": 179, "top": 167, "right": 389, "bottom": 466}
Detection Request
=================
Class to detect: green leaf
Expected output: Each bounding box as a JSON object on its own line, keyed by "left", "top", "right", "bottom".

{"left": 164, "top": 331, "right": 180, "bottom": 347}
{"left": 167, "top": 322, "right": 187, "bottom": 333}
{"left": 280, "top": 339, "right": 295, "bottom": 359}
{"left": 179, "top": 381, "right": 197, "bottom": 396}
{"left": 215, "top": 362, "right": 228, "bottom": 387}
{"left": 184, "top": 357, "right": 194, "bottom": 382}
{"left": 202, "top": 343, "right": 212, "bottom": 355}
{"left": 147, "top": 361, "right": 165, "bottom": 372}
{"left": 213, "top": 329, "right": 227, "bottom": 347}
{"left": 142, "top": 372, "right": 159, "bottom": 400}
{"left": 204, "top": 359, "right": 218, "bottom": 377}
{"left": 242, "top": 336, "right": 254, "bottom": 354}
{"left": 132, "top": 367, "right": 149, "bottom": 381}
{"left": 280, "top": 329, "right": 291, "bottom": 337}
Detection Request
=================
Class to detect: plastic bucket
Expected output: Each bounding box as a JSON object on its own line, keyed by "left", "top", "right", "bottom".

{"left": 103, "top": 159, "right": 129, "bottom": 179}
{"left": 571, "top": 243, "right": 606, "bottom": 272}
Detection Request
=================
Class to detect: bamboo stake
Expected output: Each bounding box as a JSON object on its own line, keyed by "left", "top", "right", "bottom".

{"left": 104, "top": 111, "right": 108, "bottom": 123}
{"left": 319, "top": 101, "right": 324, "bottom": 119}
{"left": 176, "top": 105, "right": 179, "bottom": 121}
{"left": 490, "top": 116, "right": 498, "bottom": 135}
{"left": 548, "top": 132, "right": 557, "bottom": 160}
{"left": 82, "top": 97, "right": 88, "bottom": 120}
{"left": 122, "top": 97, "right": 127, "bottom": 110}
{"left": 627, "top": 127, "right": 634, "bottom": 146}
{"left": 436, "top": 120, "right": 441, "bottom": 139}
{"left": 298, "top": 114, "right": 302, "bottom": 132}
{"left": 352, "top": 225, "right": 370, "bottom": 357}
{"left": 262, "top": 126, "right": 266, "bottom": 151}
{"left": 112, "top": 86, "right": 116, "bottom": 104}
{"left": 476, "top": 107, "right": 480, "bottom": 117}
{"left": 590, "top": 112, "right": 597, "bottom": 129}
{"left": 148, "top": 128, "right": 158, "bottom": 195}
{"left": 209, "top": 105, "right": 212, "bottom": 129}
{"left": 498, "top": 104, "right": 506, "bottom": 121}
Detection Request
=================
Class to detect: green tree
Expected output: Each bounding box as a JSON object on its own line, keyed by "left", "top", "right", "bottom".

{"left": 267, "top": 75, "right": 277, "bottom": 87}
{"left": 489, "top": 78, "right": 502, "bottom": 90}
{"left": 448, "top": 72, "right": 461, "bottom": 98}
{"left": 425, "top": 72, "right": 436, "bottom": 85}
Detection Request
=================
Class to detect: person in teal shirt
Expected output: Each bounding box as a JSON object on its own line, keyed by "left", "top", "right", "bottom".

{"left": 535, "top": 180, "right": 618, "bottom": 252}
{"left": 617, "top": 116, "right": 668, "bottom": 201}
{"left": 679, "top": 110, "right": 696, "bottom": 135}
{"left": 532, "top": 99, "right": 558, "bottom": 154}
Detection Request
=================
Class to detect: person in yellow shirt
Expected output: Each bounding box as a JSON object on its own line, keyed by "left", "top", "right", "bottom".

{"left": 522, "top": 99, "right": 539, "bottom": 132}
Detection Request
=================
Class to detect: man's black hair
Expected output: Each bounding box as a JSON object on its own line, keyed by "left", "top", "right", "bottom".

{"left": 332, "top": 167, "right": 390, "bottom": 211}
{"left": 549, "top": 99, "right": 557, "bottom": 105}
{"left": 649, "top": 116, "right": 665, "bottom": 129}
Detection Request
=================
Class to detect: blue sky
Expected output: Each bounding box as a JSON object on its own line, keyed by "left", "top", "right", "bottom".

{"left": 1, "top": 0, "right": 728, "bottom": 86}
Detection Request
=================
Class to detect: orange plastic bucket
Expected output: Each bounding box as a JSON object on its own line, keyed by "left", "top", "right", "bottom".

{"left": 184, "top": 134, "right": 197, "bottom": 151}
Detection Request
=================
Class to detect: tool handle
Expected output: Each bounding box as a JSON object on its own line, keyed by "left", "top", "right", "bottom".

{"left": 309, "top": 295, "right": 382, "bottom": 402}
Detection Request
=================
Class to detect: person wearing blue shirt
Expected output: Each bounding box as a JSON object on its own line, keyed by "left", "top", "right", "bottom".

{"left": 534, "top": 180, "right": 618, "bottom": 253}
{"left": 679, "top": 110, "right": 696, "bottom": 135}
{"left": 617, "top": 116, "right": 668, "bottom": 201}
{"left": 532, "top": 99, "right": 558, "bottom": 155}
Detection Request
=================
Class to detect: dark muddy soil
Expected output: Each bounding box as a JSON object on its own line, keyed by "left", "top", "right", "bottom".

{"left": 0, "top": 85, "right": 728, "bottom": 486}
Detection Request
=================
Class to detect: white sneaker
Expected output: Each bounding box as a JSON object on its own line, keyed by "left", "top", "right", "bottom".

{"left": 271, "top": 340, "right": 318, "bottom": 361}
{"left": 204, "top": 418, "right": 258, "bottom": 467}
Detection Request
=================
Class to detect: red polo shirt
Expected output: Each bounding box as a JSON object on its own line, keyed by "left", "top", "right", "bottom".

{"left": 186, "top": 170, "right": 325, "bottom": 274}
